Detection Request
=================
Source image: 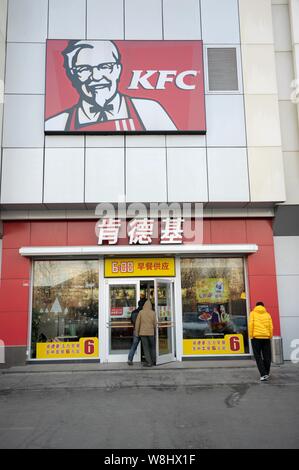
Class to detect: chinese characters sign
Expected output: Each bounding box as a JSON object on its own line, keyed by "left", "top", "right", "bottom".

{"left": 183, "top": 335, "right": 244, "bottom": 355}
{"left": 97, "top": 217, "right": 184, "bottom": 245}
{"left": 36, "top": 337, "right": 99, "bottom": 359}
{"left": 105, "top": 258, "right": 175, "bottom": 277}
{"left": 45, "top": 40, "right": 206, "bottom": 133}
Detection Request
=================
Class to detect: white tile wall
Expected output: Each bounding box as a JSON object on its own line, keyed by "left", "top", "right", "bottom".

{"left": 207, "top": 148, "right": 249, "bottom": 202}
{"left": 1, "top": 149, "right": 43, "bottom": 204}
{"left": 272, "top": 4, "right": 292, "bottom": 52}
{"left": 0, "top": 0, "right": 4, "bottom": 151}
{"left": 166, "top": 135, "right": 206, "bottom": 147}
{"left": 205, "top": 95, "right": 246, "bottom": 147}
{"left": 282, "top": 152, "right": 299, "bottom": 204}
{"left": 45, "top": 135, "right": 85, "bottom": 148}
{"left": 274, "top": 236, "right": 299, "bottom": 359}
{"left": 126, "top": 135, "right": 166, "bottom": 148}
{"left": 87, "top": 0, "right": 124, "bottom": 39}
{"left": 44, "top": 148, "right": 85, "bottom": 203}
{"left": 201, "top": 0, "right": 240, "bottom": 44}
{"left": 85, "top": 148, "right": 125, "bottom": 203}
{"left": 279, "top": 101, "right": 299, "bottom": 152}
{"left": 48, "top": 0, "right": 86, "bottom": 39}
{"left": 289, "top": 0, "right": 299, "bottom": 44}
{"left": 167, "top": 148, "right": 208, "bottom": 202}
{"left": 3, "top": 95, "right": 44, "bottom": 148}
{"left": 5, "top": 43, "right": 46, "bottom": 94}
{"left": 86, "top": 135, "right": 125, "bottom": 148}
{"left": 163, "top": 0, "right": 201, "bottom": 39}
{"left": 7, "top": 0, "right": 48, "bottom": 42}
{"left": 276, "top": 276, "right": 299, "bottom": 316}
{"left": 0, "top": 0, "right": 7, "bottom": 42}
{"left": 275, "top": 52, "right": 295, "bottom": 100}
{"left": 244, "top": 95, "right": 282, "bottom": 147}
{"left": 241, "top": 45, "right": 277, "bottom": 94}
{"left": 126, "top": 148, "right": 167, "bottom": 202}
{"left": 1, "top": 0, "right": 288, "bottom": 209}
{"left": 125, "top": 0, "right": 163, "bottom": 39}
{"left": 0, "top": 104, "right": 3, "bottom": 150}
{"left": 274, "top": 237, "right": 299, "bottom": 276}
{"left": 239, "top": 0, "right": 273, "bottom": 45}
{"left": 248, "top": 147, "right": 286, "bottom": 202}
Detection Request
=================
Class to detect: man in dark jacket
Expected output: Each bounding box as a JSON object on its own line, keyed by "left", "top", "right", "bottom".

{"left": 127, "top": 298, "right": 146, "bottom": 365}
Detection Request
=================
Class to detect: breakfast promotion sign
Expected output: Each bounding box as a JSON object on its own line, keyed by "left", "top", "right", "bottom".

{"left": 45, "top": 40, "right": 206, "bottom": 133}
{"left": 196, "top": 278, "right": 229, "bottom": 304}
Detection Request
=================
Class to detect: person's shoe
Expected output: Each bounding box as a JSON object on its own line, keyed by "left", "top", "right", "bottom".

{"left": 142, "top": 363, "right": 152, "bottom": 367}
{"left": 260, "top": 375, "right": 268, "bottom": 381}
{"left": 127, "top": 360, "right": 133, "bottom": 366}
{"left": 264, "top": 374, "right": 270, "bottom": 379}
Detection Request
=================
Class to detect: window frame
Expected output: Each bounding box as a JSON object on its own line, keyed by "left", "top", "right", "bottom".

{"left": 27, "top": 257, "right": 100, "bottom": 361}
{"left": 180, "top": 255, "right": 251, "bottom": 357}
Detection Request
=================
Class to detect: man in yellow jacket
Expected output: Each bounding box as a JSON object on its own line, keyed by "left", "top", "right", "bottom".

{"left": 249, "top": 302, "right": 273, "bottom": 381}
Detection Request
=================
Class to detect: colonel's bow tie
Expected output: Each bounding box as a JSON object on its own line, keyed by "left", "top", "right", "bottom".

{"left": 90, "top": 103, "right": 114, "bottom": 121}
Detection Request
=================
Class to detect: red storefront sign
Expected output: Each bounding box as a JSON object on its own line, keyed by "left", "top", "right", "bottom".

{"left": 45, "top": 40, "right": 206, "bottom": 133}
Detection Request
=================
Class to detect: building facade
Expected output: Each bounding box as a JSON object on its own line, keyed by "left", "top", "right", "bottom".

{"left": 0, "top": 0, "right": 298, "bottom": 367}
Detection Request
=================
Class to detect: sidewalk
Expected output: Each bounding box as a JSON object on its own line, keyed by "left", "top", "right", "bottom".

{"left": 0, "top": 360, "right": 298, "bottom": 391}
{"left": 1, "top": 360, "right": 298, "bottom": 449}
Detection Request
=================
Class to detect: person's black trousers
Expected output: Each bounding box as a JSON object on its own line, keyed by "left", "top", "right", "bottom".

{"left": 140, "top": 336, "right": 156, "bottom": 366}
{"left": 251, "top": 338, "right": 272, "bottom": 377}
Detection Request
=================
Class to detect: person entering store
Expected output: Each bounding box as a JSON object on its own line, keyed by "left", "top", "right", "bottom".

{"left": 249, "top": 301, "right": 273, "bottom": 381}
{"left": 135, "top": 300, "right": 157, "bottom": 367}
{"left": 127, "top": 298, "right": 146, "bottom": 365}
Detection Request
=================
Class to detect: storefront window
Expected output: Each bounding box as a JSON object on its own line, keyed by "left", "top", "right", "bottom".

{"left": 30, "top": 260, "right": 99, "bottom": 359}
{"left": 181, "top": 258, "right": 249, "bottom": 355}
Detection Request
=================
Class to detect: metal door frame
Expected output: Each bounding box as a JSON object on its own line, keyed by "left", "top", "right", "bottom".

{"left": 155, "top": 278, "right": 176, "bottom": 364}
{"left": 102, "top": 275, "right": 177, "bottom": 363}
{"left": 104, "top": 278, "right": 140, "bottom": 363}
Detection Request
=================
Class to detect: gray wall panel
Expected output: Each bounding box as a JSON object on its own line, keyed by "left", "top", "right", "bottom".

{"left": 3, "top": 95, "right": 44, "bottom": 148}
{"left": 201, "top": 0, "right": 240, "bottom": 44}
{"left": 87, "top": 0, "right": 124, "bottom": 39}
{"left": 274, "top": 237, "right": 299, "bottom": 275}
{"left": 273, "top": 206, "right": 299, "bottom": 236}
{"left": 7, "top": 0, "right": 48, "bottom": 42}
{"left": 5, "top": 43, "right": 46, "bottom": 94}
{"left": 163, "top": 0, "right": 201, "bottom": 39}
{"left": 1, "top": 149, "right": 43, "bottom": 204}
{"left": 125, "top": 0, "right": 163, "bottom": 39}
{"left": 48, "top": 0, "right": 86, "bottom": 39}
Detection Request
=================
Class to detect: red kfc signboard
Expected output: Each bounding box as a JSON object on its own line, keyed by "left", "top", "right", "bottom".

{"left": 45, "top": 40, "right": 206, "bottom": 133}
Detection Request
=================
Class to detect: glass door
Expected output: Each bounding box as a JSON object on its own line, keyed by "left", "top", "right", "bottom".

{"left": 155, "top": 279, "right": 175, "bottom": 364}
{"left": 106, "top": 279, "right": 139, "bottom": 362}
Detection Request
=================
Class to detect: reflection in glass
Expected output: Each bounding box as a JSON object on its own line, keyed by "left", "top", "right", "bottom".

{"left": 109, "top": 284, "right": 137, "bottom": 353}
{"left": 181, "top": 258, "right": 249, "bottom": 353}
{"left": 31, "top": 260, "right": 99, "bottom": 358}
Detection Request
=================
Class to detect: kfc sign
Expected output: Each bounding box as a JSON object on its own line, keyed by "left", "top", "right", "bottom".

{"left": 45, "top": 40, "right": 206, "bottom": 133}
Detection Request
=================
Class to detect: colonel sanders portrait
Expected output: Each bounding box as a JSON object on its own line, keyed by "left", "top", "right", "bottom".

{"left": 45, "top": 40, "right": 177, "bottom": 132}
